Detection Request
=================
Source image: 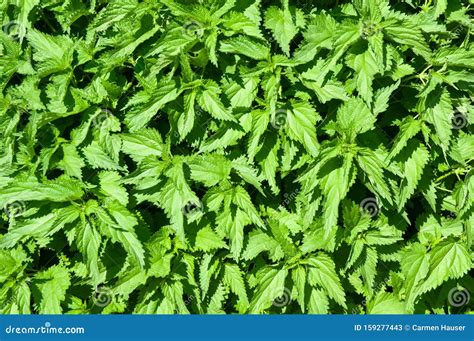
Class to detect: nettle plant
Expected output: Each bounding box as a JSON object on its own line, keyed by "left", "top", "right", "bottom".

{"left": 0, "top": 0, "right": 473, "bottom": 315}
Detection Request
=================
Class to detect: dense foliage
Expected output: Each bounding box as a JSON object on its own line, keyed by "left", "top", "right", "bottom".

{"left": 0, "top": 0, "right": 473, "bottom": 315}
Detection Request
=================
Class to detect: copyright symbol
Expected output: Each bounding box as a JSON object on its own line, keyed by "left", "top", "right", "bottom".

{"left": 404, "top": 324, "right": 411, "bottom": 331}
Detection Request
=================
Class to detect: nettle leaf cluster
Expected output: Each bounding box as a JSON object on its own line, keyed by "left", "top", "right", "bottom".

{"left": 0, "top": 0, "right": 473, "bottom": 315}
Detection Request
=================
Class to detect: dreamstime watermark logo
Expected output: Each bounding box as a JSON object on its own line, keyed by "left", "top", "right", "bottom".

{"left": 2, "top": 21, "right": 26, "bottom": 41}
{"left": 92, "top": 286, "right": 113, "bottom": 307}
{"left": 450, "top": 24, "right": 466, "bottom": 40}
{"left": 359, "top": 197, "right": 380, "bottom": 217}
{"left": 92, "top": 108, "right": 113, "bottom": 127}
{"left": 182, "top": 200, "right": 204, "bottom": 217}
{"left": 272, "top": 287, "right": 292, "bottom": 308}
{"left": 294, "top": 0, "right": 311, "bottom": 10}
{"left": 3, "top": 200, "right": 26, "bottom": 218}
{"left": 195, "top": 106, "right": 205, "bottom": 117}
{"left": 448, "top": 287, "right": 470, "bottom": 307}
{"left": 278, "top": 189, "right": 299, "bottom": 210}
{"left": 373, "top": 279, "right": 389, "bottom": 292}
{"left": 350, "top": 299, "right": 366, "bottom": 314}
{"left": 270, "top": 109, "right": 287, "bottom": 130}
{"left": 360, "top": 21, "right": 382, "bottom": 40}
{"left": 0, "top": 296, "right": 16, "bottom": 311}
{"left": 172, "top": 130, "right": 181, "bottom": 140}
{"left": 88, "top": 213, "right": 99, "bottom": 222}
{"left": 184, "top": 295, "right": 195, "bottom": 305}
{"left": 452, "top": 106, "right": 469, "bottom": 130}
{"left": 192, "top": 106, "right": 213, "bottom": 131}
{"left": 5, "top": 321, "right": 85, "bottom": 335}
{"left": 182, "top": 21, "right": 203, "bottom": 39}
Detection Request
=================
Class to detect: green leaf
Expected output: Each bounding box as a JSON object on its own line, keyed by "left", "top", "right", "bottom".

{"left": 229, "top": 208, "right": 246, "bottom": 260}
{"left": 419, "top": 239, "right": 471, "bottom": 294}
{"left": 434, "top": 0, "right": 447, "bottom": 18}
{"left": 384, "top": 22, "right": 431, "bottom": 58}
{"left": 223, "top": 12, "right": 263, "bottom": 39}
{"left": 154, "top": 161, "right": 199, "bottom": 242}
{"left": 195, "top": 226, "right": 228, "bottom": 251}
{"left": 356, "top": 148, "right": 392, "bottom": 204}
{"left": 367, "top": 292, "right": 407, "bottom": 314}
{"left": 294, "top": 13, "right": 336, "bottom": 63}
{"left": 89, "top": 0, "right": 139, "bottom": 33}
{"left": 400, "top": 243, "right": 430, "bottom": 310}
{"left": 248, "top": 268, "right": 287, "bottom": 313}
{"left": 189, "top": 155, "right": 232, "bottom": 187}
{"left": 308, "top": 289, "right": 329, "bottom": 314}
{"left": 178, "top": 91, "right": 197, "bottom": 140}
{"left": 373, "top": 81, "right": 400, "bottom": 116}
{"left": 15, "top": 0, "right": 39, "bottom": 43}
{"left": 425, "top": 88, "right": 453, "bottom": 152}
{"left": 292, "top": 266, "right": 306, "bottom": 312}
{"left": 220, "top": 35, "right": 270, "bottom": 60}
{"left": 222, "top": 76, "right": 259, "bottom": 109}
{"left": 336, "top": 97, "right": 375, "bottom": 142}
{"left": 33, "top": 265, "right": 70, "bottom": 314}
{"left": 397, "top": 141, "right": 430, "bottom": 209}
{"left": 99, "top": 171, "right": 128, "bottom": 205}
{"left": 231, "top": 157, "right": 264, "bottom": 194}
{"left": 125, "top": 79, "right": 181, "bottom": 131}
{"left": 387, "top": 117, "right": 422, "bottom": 161}
{"left": 348, "top": 47, "right": 380, "bottom": 103}
{"left": 307, "top": 253, "right": 346, "bottom": 308}
{"left": 207, "top": 283, "right": 228, "bottom": 314}
{"left": 103, "top": 202, "right": 146, "bottom": 268}
{"left": 0, "top": 214, "right": 57, "bottom": 249}
{"left": 320, "top": 154, "right": 356, "bottom": 234}
{"left": 57, "top": 143, "right": 85, "bottom": 179}
{"left": 0, "top": 176, "right": 84, "bottom": 207}
{"left": 198, "top": 82, "right": 237, "bottom": 122}
{"left": 83, "top": 141, "right": 122, "bottom": 170}
{"left": 264, "top": 6, "right": 305, "bottom": 56}
{"left": 223, "top": 263, "right": 249, "bottom": 312}
{"left": 242, "top": 230, "right": 284, "bottom": 262}
{"left": 27, "top": 29, "right": 73, "bottom": 76}
{"left": 121, "top": 128, "right": 163, "bottom": 163}
{"left": 286, "top": 101, "right": 320, "bottom": 156}
{"left": 76, "top": 220, "right": 102, "bottom": 284}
